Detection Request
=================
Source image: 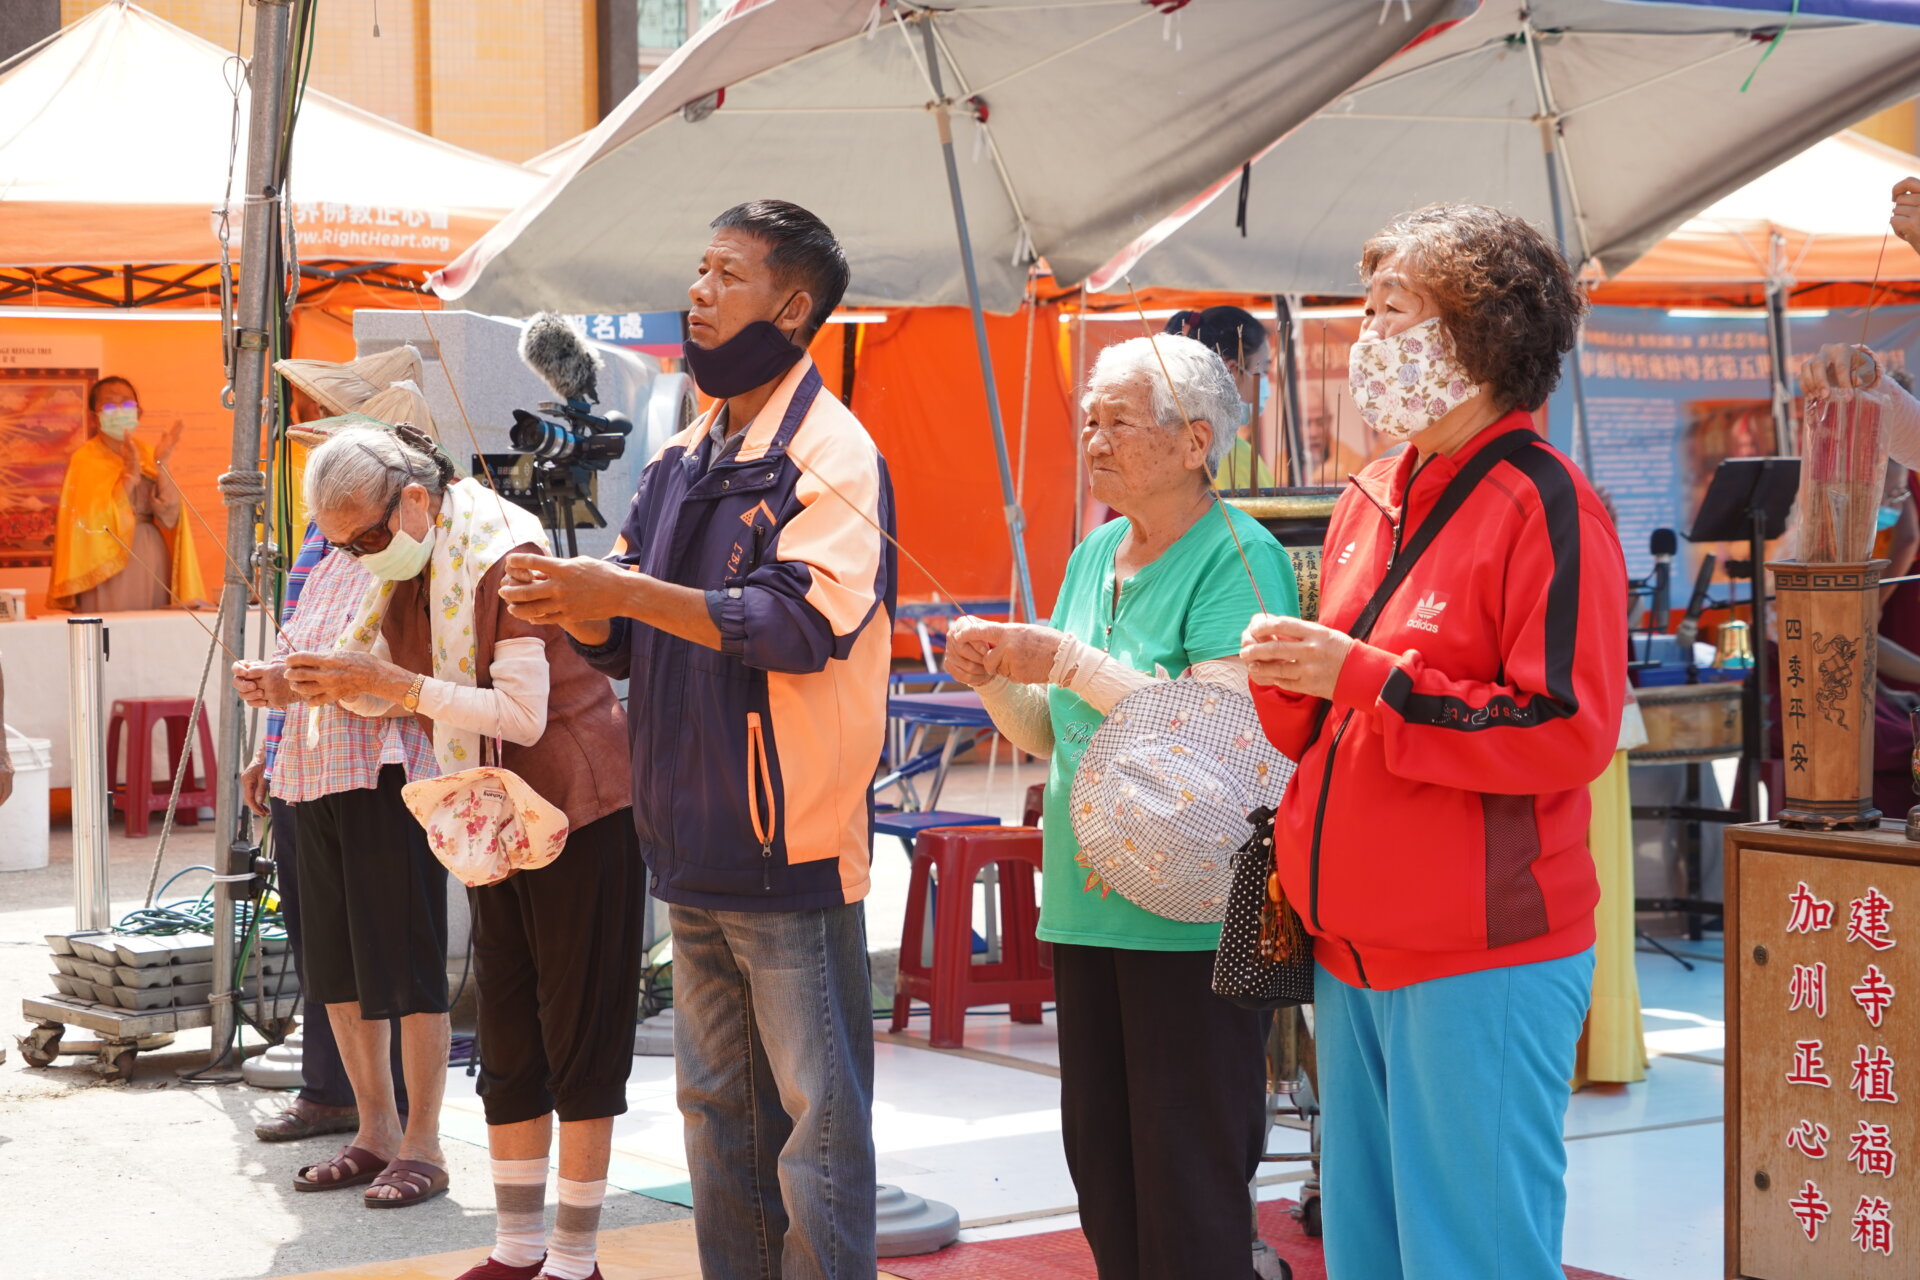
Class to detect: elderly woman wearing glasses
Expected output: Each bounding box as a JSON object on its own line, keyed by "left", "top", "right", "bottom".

{"left": 277, "top": 425, "right": 641, "bottom": 1280}
{"left": 945, "top": 334, "right": 1298, "bottom": 1280}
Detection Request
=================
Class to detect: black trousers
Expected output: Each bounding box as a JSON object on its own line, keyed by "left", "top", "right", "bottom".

{"left": 1054, "top": 943, "right": 1268, "bottom": 1280}
{"left": 294, "top": 766, "right": 450, "bottom": 1020}
{"left": 470, "top": 808, "right": 646, "bottom": 1125}
{"left": 270, "top": 797, "right": 408, "bottom": 1112}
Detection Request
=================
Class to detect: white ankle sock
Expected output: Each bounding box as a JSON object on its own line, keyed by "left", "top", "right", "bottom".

{"left": 543, "top": 1176, "right": 608, "bottom": 1280}
{"left": 490, "top": 1156, "right": 549, "bottom": 1268}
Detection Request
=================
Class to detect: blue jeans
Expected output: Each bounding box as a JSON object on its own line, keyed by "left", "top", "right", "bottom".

{"left": 671, "top": 903, "right": 877, "bottom": 1280}
{"left": 1314, "top": 949, "right": 1596, "bottom": 1280}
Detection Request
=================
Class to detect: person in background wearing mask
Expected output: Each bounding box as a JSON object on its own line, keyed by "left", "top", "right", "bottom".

{"left": 1165, "top": 305, "right": 1276, "bottom": 491}
{"left": 1243, "top": 204, "right": 1627, "bottom": 1280}
{"left": 49, "top": 376, "right": 205, "bottom": 611}
{"left": 495, "top": 200, "right": 895, "bottom": 1280}
{"left": 280, "top": 424, "right": 640, "bottom": 1280}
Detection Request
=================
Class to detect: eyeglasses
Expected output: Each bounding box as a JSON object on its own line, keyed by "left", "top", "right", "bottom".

{"left": 98, "top": 400, "right": 138, "bottom": 414}
{"left": 333, "top": 486, "right": 405, "bottom": 558}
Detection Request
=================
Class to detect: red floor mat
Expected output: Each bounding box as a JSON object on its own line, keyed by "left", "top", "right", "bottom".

{"left": 883, "top": 1199, "right": 1629, "bottom": 1280}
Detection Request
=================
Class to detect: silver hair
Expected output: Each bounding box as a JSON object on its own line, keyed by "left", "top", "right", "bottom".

{"left": 303, "top": 424, "right": 450, "bottom": 518}
{"left": 1081, "top": 334, "right": 1240, "bottom": 474}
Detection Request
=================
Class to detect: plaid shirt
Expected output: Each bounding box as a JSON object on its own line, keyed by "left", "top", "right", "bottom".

{"left": 262, "top": 524, "right": 329, "bottom": 778}
{"left": 267, "top": 547, "right": 437, "bottom": 803}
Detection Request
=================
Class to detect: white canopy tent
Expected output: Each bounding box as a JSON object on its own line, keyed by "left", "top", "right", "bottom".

{"left": 432, "top": 0, "right": 1476, "bottom": 617}
{"left": 0, "top": 3, "right": 543, "bottom": 290}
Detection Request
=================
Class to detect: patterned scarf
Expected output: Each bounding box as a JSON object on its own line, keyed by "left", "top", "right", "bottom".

{"left": 324, "top": 476, "right": 550, "bottom": 772}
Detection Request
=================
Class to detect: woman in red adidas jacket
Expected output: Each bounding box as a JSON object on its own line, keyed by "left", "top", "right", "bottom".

{"left": 1243, "top": 204, "right": 1627, "bottom": 1280}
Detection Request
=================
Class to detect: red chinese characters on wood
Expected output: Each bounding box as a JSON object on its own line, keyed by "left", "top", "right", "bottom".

{"left": 1850, "top": 1121, "right": 1899, "bottom": 1180}
{"left": 1791, "top": 962, "right": 1830, "bottom": 1018}
{"left": 1854, "top": 1044, "right": 1901, "bottom": 1106}
{"left": 1790, "top": 881, "right": 1838, "bottom": 934}
{"left": 1792, "top": 1180, "right": 1835, "bottom": 1242}
{"left": 1849, "top": 886, "right": 1898, "bottom": 952}
{"left": 1790, "top": 1039, "right": 1835, "bottom": 1089}
{"left": 1854, "top": 964, "right": 1898, "bottom": 1029}
{"left": 1853, "top": 1195, "right": 1895, "bottom": 1257}
{"left": 1789, "top": 1119, "right": 1833, "bottom": 1159}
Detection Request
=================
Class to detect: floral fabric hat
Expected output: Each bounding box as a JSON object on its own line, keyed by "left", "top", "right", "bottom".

{"left": 1069, "top": 680, "right": 1293, "bottom": 923}
{"left": 401, "top": 766, "right": 569, "bottom": 888}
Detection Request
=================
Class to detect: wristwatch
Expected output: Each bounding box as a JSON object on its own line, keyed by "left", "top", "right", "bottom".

{"left": 402, "top": 673, "right": 426, "bottom": 713}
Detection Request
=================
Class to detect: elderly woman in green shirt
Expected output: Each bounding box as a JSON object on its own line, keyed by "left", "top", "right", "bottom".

{"left": 946, "top": 333, "right": 1298, "bottom": 1280}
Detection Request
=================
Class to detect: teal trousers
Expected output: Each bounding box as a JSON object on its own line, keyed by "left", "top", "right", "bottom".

{"left": 1314, "top": 949, "right": 1596, "bottom": 1280}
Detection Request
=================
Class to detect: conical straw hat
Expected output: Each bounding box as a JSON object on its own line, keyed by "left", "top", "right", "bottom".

{"left": 274, "top": 345, "right": 425, "bottom": 416}
{"left": 357, "top": 382, "right": 438, "bottom": 443}
{"left": 286, "top": 411, "right": 386, "bottom": 448}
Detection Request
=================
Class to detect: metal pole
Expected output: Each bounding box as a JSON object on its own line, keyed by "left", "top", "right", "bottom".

{"left": 1525, "top": 25, "right": 1595, "bottom": 476}
{"left": 920, "top": 20, "right": 1037, "bottom": 623}
{"left": 66, "top": 618, "right": 109, "bottom": 933}
{"left": 211, "top": 0, "right": 294, "bottom": 1067}
{"left": 1765, "top": 232, "right": 1797, "bottom": 455}
{"left": 1276, "top": 295, "right": 1309, "bottom": 486}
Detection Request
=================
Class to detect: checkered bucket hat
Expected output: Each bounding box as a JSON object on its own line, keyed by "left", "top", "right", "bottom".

{"left": 1069, "top": 680, "right": 1294, "bottom": 923}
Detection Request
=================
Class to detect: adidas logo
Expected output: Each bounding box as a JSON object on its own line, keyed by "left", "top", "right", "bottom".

{"left": 1407, "top": 591, "right": 1446, "bottom": 634}
{"left": 1336, "top": 540, "right": 1357, "bottom": 566}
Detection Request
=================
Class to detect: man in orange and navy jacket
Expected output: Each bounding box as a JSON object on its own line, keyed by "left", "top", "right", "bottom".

{"left": 500, "top": 201, "right": 892, "bottom": 1280}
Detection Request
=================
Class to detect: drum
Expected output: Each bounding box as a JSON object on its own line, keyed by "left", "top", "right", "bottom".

{"left": 1631, "top": 682, "right": 1745, "bottom": 763}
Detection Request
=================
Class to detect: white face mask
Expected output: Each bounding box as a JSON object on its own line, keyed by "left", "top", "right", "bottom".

{"left": 99, "top": 406, "right": 139, "bottom": 440}
{"left": 1348, "top": 317, "right": 1477, "bottom": 441}
{"left": 357, "top": 521, "right": 434, "bottom": 581}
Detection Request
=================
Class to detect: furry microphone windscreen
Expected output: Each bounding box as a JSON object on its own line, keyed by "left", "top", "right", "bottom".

{"left": 519, "top": 312, "right": 605, "bottom": 404}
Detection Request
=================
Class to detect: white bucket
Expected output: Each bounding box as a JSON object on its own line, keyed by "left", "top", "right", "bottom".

{"left": 0, "top": 723, "right": 54, "bottom": 872}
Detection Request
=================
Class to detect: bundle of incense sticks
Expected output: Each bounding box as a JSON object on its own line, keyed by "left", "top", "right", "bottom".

{"left": 1798, "top": 386, "right": 1890, "bottom": 563}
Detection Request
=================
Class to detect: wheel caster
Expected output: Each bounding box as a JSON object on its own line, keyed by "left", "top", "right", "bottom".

{"left": 1296, "top": 1193, "right": 1322, "bottom": 1239}
{"left": 97, "top": 1043, "right": 138, "bottom": 1081}
{"left": 19, "top": 1023, "right": 62, "bottom": 1068}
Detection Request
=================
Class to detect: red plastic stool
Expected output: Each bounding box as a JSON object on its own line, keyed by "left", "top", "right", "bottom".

{"left": 1022, "top": 782, "right": 1046, "bottom": 827}
{"left": 106, "top": 698, "right": 217, "bottom": 837}
{"left": 891, "top": 826, "right": 1053, "bottom": 1049}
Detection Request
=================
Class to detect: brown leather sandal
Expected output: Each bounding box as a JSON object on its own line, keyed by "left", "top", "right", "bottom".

{"left": 294, "top": 1145, "right": 389, "bottom": 1191}
{"left": 363, "top": 1158, "right": 449, "bottom": 1208}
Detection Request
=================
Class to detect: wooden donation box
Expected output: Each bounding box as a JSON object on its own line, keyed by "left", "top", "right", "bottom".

{"left": 1727, "top": 823, "right": 1914, "bottom": 1277}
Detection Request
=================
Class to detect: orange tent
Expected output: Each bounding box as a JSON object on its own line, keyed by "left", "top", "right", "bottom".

{"left": 1596, "top": 131, "right": 1920, "bottom": 309}
{"left": 794, "top": 306, "right": 1079, "bottom": 617}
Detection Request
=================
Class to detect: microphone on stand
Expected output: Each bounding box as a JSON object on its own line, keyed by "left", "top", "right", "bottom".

{"left": 1675, "top": 554, "right": 1719, "bottom": 652}
{"left": 1649, "top": 528, "right": 1677, "bottom": 632}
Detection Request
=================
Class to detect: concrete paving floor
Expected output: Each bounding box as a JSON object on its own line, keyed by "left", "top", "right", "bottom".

{"left": 0, "top": 822, "right": 690, "bottom": 1280}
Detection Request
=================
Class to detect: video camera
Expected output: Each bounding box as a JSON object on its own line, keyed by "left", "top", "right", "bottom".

{"left": 509, "top": 399, "right": 633, "bottom": 469}
{"left": 490, "top": 314, "right": 635, "bottom": 553}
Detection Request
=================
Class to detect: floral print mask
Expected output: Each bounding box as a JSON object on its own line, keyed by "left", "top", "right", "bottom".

{"left": 1348, "top": 317, "right": 1477, "bottom": 441}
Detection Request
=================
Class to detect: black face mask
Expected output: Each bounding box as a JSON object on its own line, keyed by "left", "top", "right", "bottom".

{"left": 682, "top": 295, "right": 805, "bottom": 398}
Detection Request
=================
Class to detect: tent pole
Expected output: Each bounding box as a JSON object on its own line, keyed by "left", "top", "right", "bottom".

{"left": 209, "top": 0, "right": 294, "bottom": 1070}
{"left": 1765, "top": 232, "right": 1797, "bottom": 455}
{"left": 1275, "top": 294, "right": 1308, "bottom": 487}
{"left": 920, "top": 20, "right": 1036, "bottom": 623}
{"left": 1525, "top": 23, "right": 1595, "bottom": 476}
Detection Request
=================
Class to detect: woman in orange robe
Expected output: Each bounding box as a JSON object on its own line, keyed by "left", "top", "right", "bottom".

{"left": 49, "top": 376, "right": 203, "bottom": 611}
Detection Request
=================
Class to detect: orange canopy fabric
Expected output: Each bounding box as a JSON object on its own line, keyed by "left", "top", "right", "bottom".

{"left": 803, "top": 307, "right": 1079, "bottom": 616}
{"left": 0, "top": 4, "right": 541, "bottom": 269}
{"left": 1603, "top": 131, "right": 1920, "bottom": 300}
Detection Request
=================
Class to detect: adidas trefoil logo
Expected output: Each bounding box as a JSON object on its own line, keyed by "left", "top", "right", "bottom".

{"left": 1407, "top": 591, "right": 1446, "bottom": 634}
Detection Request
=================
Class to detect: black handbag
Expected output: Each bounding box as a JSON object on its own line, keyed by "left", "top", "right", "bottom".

{"left": 1210, "top": 430, "right": 1543, "bottom": 1011}
{"left": 1213, "top": 805, "right": 1313, "bottom": 1009}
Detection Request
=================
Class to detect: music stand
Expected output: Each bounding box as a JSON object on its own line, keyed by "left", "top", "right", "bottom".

{"left": 1689, "top": 456, "right": 1799, "bottom": 813}
{"left": 1635, "top": 454, "right": 1797, "bottom": 948}
{"left": 1632, "top": 458, "right": 1800, "bottom": 945}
